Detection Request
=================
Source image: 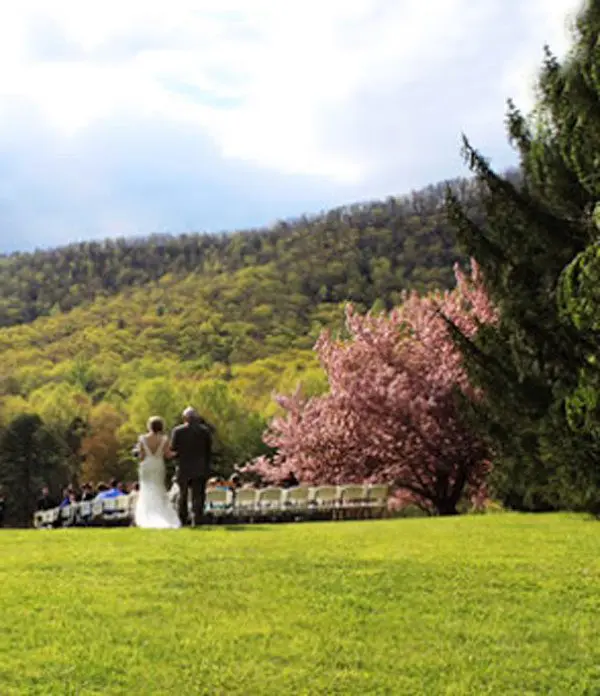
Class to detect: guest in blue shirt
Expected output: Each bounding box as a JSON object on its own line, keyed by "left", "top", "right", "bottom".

{"left": 59, "top": 486, "right": 75, "bottom": 508}
{"left": 95, "top": 478, "right": 124, "bottom": 500}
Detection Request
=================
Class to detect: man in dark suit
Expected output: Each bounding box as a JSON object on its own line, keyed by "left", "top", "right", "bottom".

{"left": 170, "top": 407, "right": 213, "bottom": 526}
{"left": 37, "top": 486, "right": 56, "bottom": 511}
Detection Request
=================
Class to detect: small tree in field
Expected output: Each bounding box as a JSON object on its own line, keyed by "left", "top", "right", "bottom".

{"left": 245, "top": 263, "right": 496, "bottom": 515}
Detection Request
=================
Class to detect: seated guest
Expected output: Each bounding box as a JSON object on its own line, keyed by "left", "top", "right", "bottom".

{"left": 226, "top": 473, "right": 241, "bottom": 506}
{"left": 37, "top": 486, "right": 56, "bottom": 510}
{"left": 80, "top": 483, "right": 95, "bottom": 501}
{"left": 56, "top": 487, "right": 77, "bottom": 527}
{"left": 59, "top": 487, "right": 74, "bottom": 508}
{"left": 228, "top": 474, "right": 241, "bottom": 490}
{"left": 77, "top": 484, "right": 94, "bottom": 524}
{"left": 95, "top": 482, "right": 108, "bottom": 496}
{"left": 281, "top": 471, "right": 299, "bottom": 489}
{"left": 206, "top": 478, "right": 227, "bottom": 512}
{"left": 95, "top": 478, "right": 123, "bottom": 500}
{"left": 94, "top": 480, "right": 124, "bottom": 522}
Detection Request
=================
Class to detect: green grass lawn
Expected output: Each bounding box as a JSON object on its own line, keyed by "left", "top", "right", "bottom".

{"left": 1, "top": 514, "right": 599, "bottom": 695}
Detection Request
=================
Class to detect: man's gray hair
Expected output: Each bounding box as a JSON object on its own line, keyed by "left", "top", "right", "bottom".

{"left": 182, "top": 406, "right": 199, "bottom": 421}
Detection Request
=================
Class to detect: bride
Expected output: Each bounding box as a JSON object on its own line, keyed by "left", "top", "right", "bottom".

{"left": 134, "top": 416, "right": 181, "bottom": 529}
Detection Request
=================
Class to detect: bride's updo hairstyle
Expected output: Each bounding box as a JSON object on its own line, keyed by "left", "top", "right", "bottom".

{"left": 147, "top": 416, "right": 164, "bottom": 433}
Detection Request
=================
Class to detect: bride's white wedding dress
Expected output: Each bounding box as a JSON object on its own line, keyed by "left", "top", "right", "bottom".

{"left": 135, "top": 434, "right": 181, "bottom": 529}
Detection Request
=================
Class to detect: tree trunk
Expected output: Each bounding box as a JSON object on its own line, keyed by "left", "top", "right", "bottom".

{"left": 434, "top": 499, "right": 459, "bottom": 516}
{"left": 433, "top": 462, "right": 470, "bottom": 516}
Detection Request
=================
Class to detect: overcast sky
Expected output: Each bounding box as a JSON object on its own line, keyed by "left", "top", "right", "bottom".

{"left": 0, "top": 0, "right": 581, "bottom": 253}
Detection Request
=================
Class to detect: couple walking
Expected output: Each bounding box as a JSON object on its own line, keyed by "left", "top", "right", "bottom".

{"left": 135, "top": 406, "right": 212, "bottom": 529}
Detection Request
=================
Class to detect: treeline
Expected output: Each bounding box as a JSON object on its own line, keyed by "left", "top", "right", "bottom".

{"left": 0, "top": 178, "right": 484, "bottom": 328}
{"left": 0, "top": 348, "right": 330, "bottom": 527}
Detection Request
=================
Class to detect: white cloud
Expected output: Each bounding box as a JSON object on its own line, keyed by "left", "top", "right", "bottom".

{"left": 501, "top": 0, "right": 581, "bottom": 111}
{"left": 0, "top": 0, "right": 585, "bottom": 251}
{"left": 0, "top": 0, "right": 582, "bottom": 183}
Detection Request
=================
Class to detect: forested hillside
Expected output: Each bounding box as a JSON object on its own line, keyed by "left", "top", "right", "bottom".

{"left": 0, "top": 178, "right": 482, "bottom": 328}
{"left": 0, "top": 176, "right": 494, "bottom": 408}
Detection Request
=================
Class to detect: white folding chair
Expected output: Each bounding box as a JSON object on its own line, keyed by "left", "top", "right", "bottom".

{"left": 365, "top": 484, "right": 389, "bottom": 517}
{"left": 313, "top": 486, "right": 339, "bottom": 519}
{"left": 60, "top": 504, "right": 75, "bottom": 526}
{"left": 101, "top": 497, "right": 119, "bottom": 523}
{"left": 257, "top": 487, "right": 283, "bottom": 515}
{"left": 233, "top": 488, "right": 257, "bottom": 521}
{"left": 78, "top": 501, "right": 93, "bottom": 525}
{"left": 205, "top": 489, "right": 231, "bottom": 518}
{"left": 114, "top": 495, "right": 131, "bottom": 521}
{"left": 46, "top": 508, "right": 60, "bottom": 527}
{"left": 339, "top": 485, "right": 368, "bottom": 519}
{"left": 284, "top": 486, "right": 310, "bottom": 510}
{"left": 92, "top": 500, "right": 103, "bottom": 520}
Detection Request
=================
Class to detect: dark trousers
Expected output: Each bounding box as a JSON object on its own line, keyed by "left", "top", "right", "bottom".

{"left": 178, "top": 476, "right": 207, "bottom": 526}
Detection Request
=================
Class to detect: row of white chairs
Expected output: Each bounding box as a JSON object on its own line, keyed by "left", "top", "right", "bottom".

{"left": 34, "top": 495, "right": 135, "bottom": 528}
{"left": 33, "top": 484, "right": 390, "bottom": 527}
{"left": 207, "top": 484, "right": 389, "bottom": 518}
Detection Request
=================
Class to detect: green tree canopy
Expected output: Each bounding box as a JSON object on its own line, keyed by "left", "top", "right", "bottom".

{"left": 446, "top": 0, "right": 600, "bottom": 512}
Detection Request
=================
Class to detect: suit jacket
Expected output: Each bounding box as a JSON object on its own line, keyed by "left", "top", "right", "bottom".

{"left": 171, "top": 421, "right": 212, "bottom": 479}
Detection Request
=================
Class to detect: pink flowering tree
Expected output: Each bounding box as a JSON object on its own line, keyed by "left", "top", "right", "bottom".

{"left": 244, "top": 262, "right": 497, "bottom": 515}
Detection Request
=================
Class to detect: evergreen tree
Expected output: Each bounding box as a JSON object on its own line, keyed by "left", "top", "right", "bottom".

{"left": 558, "top": 204, "right": 600, "bottom": 441}
{"left": 0, "top": 413, "right": 65, "bottom": 527}
{"left": 446, "top": 0, "right": 600, "bottom": 512}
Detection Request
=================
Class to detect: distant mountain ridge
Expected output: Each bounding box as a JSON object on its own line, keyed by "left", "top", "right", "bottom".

{"left": 0, "top": 176, "right": 486, "bottom": 329}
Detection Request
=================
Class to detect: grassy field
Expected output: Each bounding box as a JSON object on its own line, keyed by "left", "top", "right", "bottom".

{"left": 1, "top": 514, "right": 599, "bottom": 695}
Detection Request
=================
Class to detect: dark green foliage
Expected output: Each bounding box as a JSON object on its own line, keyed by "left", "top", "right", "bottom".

{"left": 447, "top": 0, "right": 600, "bottom": 512}
{"left": 558, "top": 233, "right": 600, "bottom": 439}
{"left": 0, "top": 414, "right": 66, "bottom": 527}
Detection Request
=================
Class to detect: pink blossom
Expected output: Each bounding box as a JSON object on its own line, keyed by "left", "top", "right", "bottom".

{"left": 243, "top": 261, "right": 496, "bottom": 515}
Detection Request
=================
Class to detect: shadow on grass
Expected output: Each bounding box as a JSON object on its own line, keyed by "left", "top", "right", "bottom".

{"left": 185, "top": 524, "right": 273, "bottom": 532}
{"left": 186, "top": 516, "right": 394, "bottom": 531}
